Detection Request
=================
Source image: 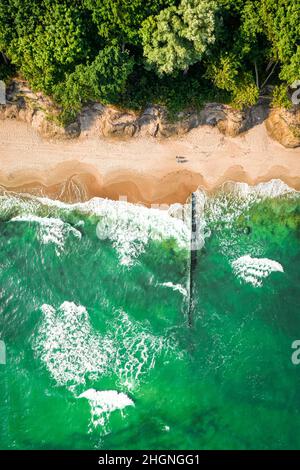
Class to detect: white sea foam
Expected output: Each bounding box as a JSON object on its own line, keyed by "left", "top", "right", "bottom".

{"left": 159, "top": 282, "right": 188, "bottom": 297}
{"left": 108, "top": 311, "right": 180, "bottom": 391}
{"left": 33, "top": 303, "right": 181, "bottom": 392}
{"left": 2, "top": 178, "right": 297, "bottom": 276}
{"left": 78, "top": 389, "right": 134, "bottom": 431}
{"left": 0, "top": 192, "right": 40, "bottom": 216}
{"left": 231, "top": 255, "right": 284, "bottom": 287}
{"left": 33, "top": 302, "right": 182, "bottom": 431}
{"left": 193, "top": 179, "right": 299, "bottom": 260}
{"left": 226, "top": 179, "right": 297, "bottom": 199}
{"left": 197, "top": 179, "right": 299, "bottom": 227}
{"left": 30, "top": 196, "right": 190, "bottom": 266}
{"left": 79, "top": 388, "right": 134, "bottom": 411}
{"left": 0, "top": 191, "right": 189, "bottom": 266}
{"left": 33, "top": 302, "right": 113, "bottom": 388}
{"left": 11, "top": 215, "right": 81, "bottom": 256}
{"left": 2, "top": 179, "right": 298, "bottom": 265}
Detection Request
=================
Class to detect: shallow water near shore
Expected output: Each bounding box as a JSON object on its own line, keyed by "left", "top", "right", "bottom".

{"left": 0, "top": 180, "right": 300, "bottom": 450}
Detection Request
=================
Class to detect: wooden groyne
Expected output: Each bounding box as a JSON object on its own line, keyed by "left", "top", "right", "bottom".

{"left": 188, "top": 192, "right": 198, "bottom": 327}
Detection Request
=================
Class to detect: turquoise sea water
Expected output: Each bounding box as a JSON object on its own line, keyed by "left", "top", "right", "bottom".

{"left": 0, "top": 180, "right": 300, "bottom": 450}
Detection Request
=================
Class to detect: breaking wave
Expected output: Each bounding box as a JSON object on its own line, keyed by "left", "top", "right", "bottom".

{"left": 159, "top": 282, "right": 188, "bottom": 297}
{"left": 231, "top": 255, "right": 284, "bottom": 287}
{"left": 33, "top": 302, "right": 179, "bottom": 391}
{"left": 0, "top": 192, "right": 189, "bottom": 266}
{"left": 78, "top": 389, "right": 134, "bottom": 433}
{"left": 11, "top": 215, "right": 81, "bottom": 256}
{"left": 196, "top": 179, "right": 299, "bottom": 228}
{"left": 32, "top": 302, "right": 113, "bottom": 388}
{"left": 1, "top": 178, "right": 298, "bottom": 265}
{"left": 32, "top": 301, "right": 182, "bottom": 430}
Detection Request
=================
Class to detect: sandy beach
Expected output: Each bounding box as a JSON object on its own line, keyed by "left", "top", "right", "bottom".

{"left": 0, "top": 119, "right": 299, "bottom": 205}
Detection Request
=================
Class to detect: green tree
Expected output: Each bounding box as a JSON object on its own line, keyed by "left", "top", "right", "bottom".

{"left": 0, "top": 1, "right": 92, "bottom": 93}
{"left": 241, "top": 0, "right": 300, "bottom": 104}
{"left": 206, "top": 53, "right": 239, "bottom": 92}
{"left": 0, "top": 0, "right": 298, "bottom": 118}
{"left": 280, "top": 47, "right": 300, "bottom": 84}
{"left": 141, "top": 0, "right": 217, "bottom": 76}
{"left": 0, "top": 0, "right": 45, "bottom": 50}
{"left": 260, "top": 0, "right": 299, "bottom": 65}
{"left": 84, "top": 0, "right": 174, "bottom": 47}
{"left": 205, "top": 53, "right": 259, "bottom": 109}
{"left": 54, "top": 45, "right": 134, "bottom": 123}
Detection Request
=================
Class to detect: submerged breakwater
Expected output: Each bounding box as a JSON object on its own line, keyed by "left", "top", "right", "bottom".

{"left": 0, "top": 180, "right": 300, "bottom": 449}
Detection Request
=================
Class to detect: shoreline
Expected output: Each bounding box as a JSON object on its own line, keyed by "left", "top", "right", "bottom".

{"left": 1, "top": 120, "right": 300, "bottom": 205}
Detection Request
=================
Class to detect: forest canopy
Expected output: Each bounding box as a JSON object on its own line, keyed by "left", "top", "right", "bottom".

{"left": 0, "top": 0, "right": 299, "bottom": 123}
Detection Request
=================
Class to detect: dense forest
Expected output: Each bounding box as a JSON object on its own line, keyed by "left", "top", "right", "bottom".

{"left": 0, "top": 0, "right": 299, "bottom": 124}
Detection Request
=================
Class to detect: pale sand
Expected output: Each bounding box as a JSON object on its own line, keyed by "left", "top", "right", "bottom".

{"left": 0, "top": 120, "right": 299, "bottom": 204}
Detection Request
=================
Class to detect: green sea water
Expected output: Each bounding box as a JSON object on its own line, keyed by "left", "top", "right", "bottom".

{"left": 0, "top": 180, "right": 300, "bottom": 450}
